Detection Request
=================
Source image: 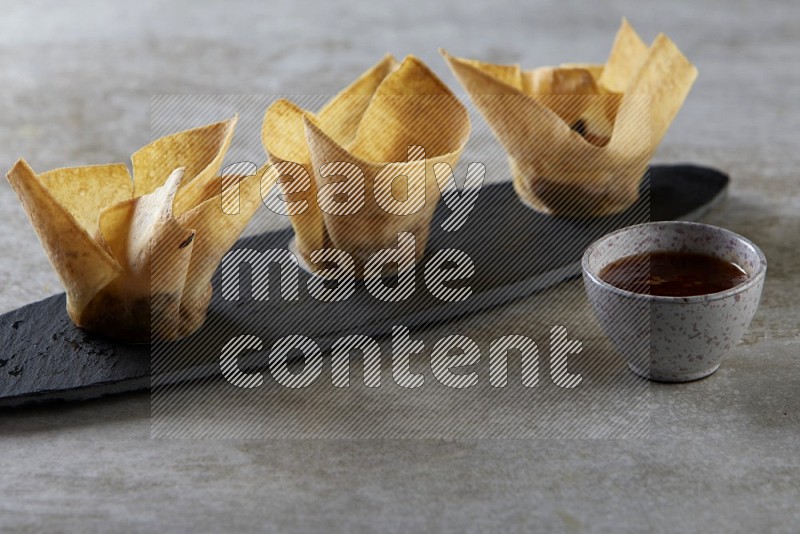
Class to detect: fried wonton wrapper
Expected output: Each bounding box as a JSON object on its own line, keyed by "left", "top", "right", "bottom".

{"left": 443, "top": 18, "right": 698, "bottom": 216}
{"left": 7, "top": 117, "right": 270, "bottom": 342}
{"left": 262, "top": 55, "right": 470, "bottom": 274}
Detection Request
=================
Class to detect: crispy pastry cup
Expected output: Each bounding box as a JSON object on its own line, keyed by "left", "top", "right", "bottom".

{"left": 262, "top": 55, "right": 471, "bottom": 275}
{"left": 442, "top": 18, "right": 698, "bottom": 217}
{"left": 7, "top": 117, "right": 270, "bottom": 342}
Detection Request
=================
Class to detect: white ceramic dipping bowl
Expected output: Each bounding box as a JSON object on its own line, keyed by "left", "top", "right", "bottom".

{"left": 582, "top": 221, "right": 767, "bottom": 382}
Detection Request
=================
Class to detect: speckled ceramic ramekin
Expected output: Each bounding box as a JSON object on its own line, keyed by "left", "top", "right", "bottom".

{"left": 582, "top": 221, "right": 767, "bottom": 382}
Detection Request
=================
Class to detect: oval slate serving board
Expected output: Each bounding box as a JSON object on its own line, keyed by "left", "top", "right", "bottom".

{"left": 0, "top": 164, "right": 728, "bottom": 406}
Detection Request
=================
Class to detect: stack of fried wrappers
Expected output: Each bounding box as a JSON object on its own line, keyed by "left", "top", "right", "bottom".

{"left": 6, "top": 118, "right": 267, "bottom": 342}
{"left": 443, "top": 18, "right": 698, "bottom": 216}
{"left": 262, "top": 55, "right": 470, "bottom": 274}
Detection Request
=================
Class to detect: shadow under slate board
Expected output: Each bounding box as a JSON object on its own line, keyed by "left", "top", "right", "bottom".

{"left": 0, "top": 164, "right": 729, "bottom": 406}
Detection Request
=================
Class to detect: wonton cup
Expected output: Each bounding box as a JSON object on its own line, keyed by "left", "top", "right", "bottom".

{"left": 442, "top": 18, "right": 698, "bottom": 217}
{"left": 6, "top": 117, "right": 267, "bottom": 342}
{"left": 262, "top": 55, "right": 470, "bottom": 276}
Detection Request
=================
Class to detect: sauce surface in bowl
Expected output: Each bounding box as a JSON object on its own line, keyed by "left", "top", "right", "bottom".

{"left": 599, "top": 251, "right": 749, "bottom": 297}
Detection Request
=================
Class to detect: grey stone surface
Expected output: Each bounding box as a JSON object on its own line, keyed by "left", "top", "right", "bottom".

{"left": 1, "top": 0, "right": 798, "bottom": 532}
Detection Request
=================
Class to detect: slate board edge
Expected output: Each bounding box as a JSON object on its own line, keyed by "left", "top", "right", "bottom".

{"left": 0, "top": 377, "right": 150, "bottom": 408}
{"left": 675, "top": 179, "right": 728, "bottom": 222}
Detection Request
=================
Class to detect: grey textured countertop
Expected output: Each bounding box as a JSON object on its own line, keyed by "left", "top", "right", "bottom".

{"left": 1, "top": 0, "right": 798, "bottom": 532}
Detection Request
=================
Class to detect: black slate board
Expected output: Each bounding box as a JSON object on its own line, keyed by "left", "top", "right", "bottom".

{"left": 0, "top": 164, "right": 728, "bottom": 406}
